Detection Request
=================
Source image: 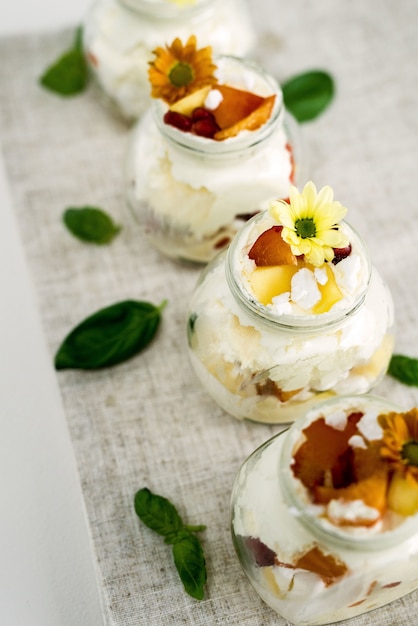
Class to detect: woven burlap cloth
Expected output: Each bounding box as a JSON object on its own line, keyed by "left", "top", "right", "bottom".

{"left": 1, "top": 0, "right": 418, "bottom": 623}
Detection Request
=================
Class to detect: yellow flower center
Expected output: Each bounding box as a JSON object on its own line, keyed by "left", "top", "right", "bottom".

{"left": 169, "top": 62, "right": 194, "bottom": 88}
{"left": 402, "top": 440, "right": 418, "bottom": 466}
{"left": 295, "top": 217, "right": 316, "bottom": 239}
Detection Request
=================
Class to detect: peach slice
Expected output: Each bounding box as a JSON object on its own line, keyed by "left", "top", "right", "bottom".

{"left": 169, "top": 85, "right": 211, "bottom": 115}
{"left": 249, "top": 265, "right": 299, "bottom": 306}
{"left": 292, "top": 412, "right": 363, "bottom": 489}
{"left": 314, "top": 469, "right": 389, "bottom": 522}
{"left": 294, "top": 547, "right": 348, "bottom": 585}
{"left": 312, "top": 265, "right": 343, "bottom": 314}
{"left": 387, "top": 471, "right": 418, "bottom": 516}
{"left": 248, "top": 226, "right": 297, "bottom": 267}
{"left": 211, "top": 85, "right": 265, "bottom": 129}
{"left": 214, "top": 95, "right": 276, "bottom": 141}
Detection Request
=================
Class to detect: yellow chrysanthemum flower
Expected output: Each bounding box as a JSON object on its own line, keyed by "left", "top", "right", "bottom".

{"left": 379, "top": 408, "right": 418, "bottom": 483}
{"left": 269, "top": 181, "right": 349, "bottom": 267}
{"left": 148, "top": 35, "right": 218, "bottom": 104}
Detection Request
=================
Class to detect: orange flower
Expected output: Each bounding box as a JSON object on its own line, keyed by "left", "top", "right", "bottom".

{"left": 148, "top": 35, "right": 218, "bottom": 104}
{"left": 378, "top": 408, "right": 418, "bottom": 483}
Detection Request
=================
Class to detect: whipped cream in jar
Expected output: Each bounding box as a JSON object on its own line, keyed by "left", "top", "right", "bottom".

{"left": 186, "top": 183, "right": 395, "bottom": 423}
{"left": 83, "top": 0, "right": 256, "bottom": 121}
{"left": 125, "top": 54, "right": 299, "bottom": 264}
{"left": 231, "top": 395, "right": 418, "bottom": 624}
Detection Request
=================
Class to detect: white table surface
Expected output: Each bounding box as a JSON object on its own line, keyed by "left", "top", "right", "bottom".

{"left": 0, "top": 3, "right": 106, "bottom": 626}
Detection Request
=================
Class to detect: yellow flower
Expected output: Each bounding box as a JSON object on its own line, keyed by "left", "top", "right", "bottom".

{"left": 148, "top": 35, "right": 218, "bottom": 104}
{"left": 269, "top": 182, "right": 349, "bottom": 267}
{"left": 378, "top": 408, "right": 418, "bottom": 484}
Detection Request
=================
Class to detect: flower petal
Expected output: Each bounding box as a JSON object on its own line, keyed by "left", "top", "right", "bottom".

{"left": 315, "top": 185, "right": 334, "bottom": 207}
{"left": 305, "top": 241, "right": 326, "bottom": 266}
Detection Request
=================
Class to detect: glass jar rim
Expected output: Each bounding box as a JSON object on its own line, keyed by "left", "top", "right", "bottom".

{"left": 225, "top": 211, "right": 372, "bottom": 332}
{"left": 152, "top": 55, "right": 284, "bottom": 158}
{"left": 279, "top": 394, "right": 418, "bottom": 551}
{"left": 118, "top": 0, "right": 213, "bottom": 19}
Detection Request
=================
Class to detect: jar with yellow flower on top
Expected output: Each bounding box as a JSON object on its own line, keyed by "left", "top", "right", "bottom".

{"left": 231, "top": 395, "right": 418, "bottom": 624}
{"left": 82, "top": 0, "right": 256, "bottom": 121}
{"left": 186, "top": 182, "right": 395, "bottom": 424}
{"left": 124, "top": 36, "right": 301, "bottom": 263}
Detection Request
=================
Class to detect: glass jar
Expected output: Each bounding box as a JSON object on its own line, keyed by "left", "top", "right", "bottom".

{"left": 125, "top": 56, "right": 300, "bottom": 264}
{"left": 83, "top": 0, "right": 256, "bottom": 121}
{"left": 231, "top": 395, "right": 418, "bottom": 625}
{"left": 186, "top": 209, "right": 394, "bottom": 424}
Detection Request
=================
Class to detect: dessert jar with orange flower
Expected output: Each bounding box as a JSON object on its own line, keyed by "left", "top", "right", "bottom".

{"left": 82, "top": 0, "right": 256, "bottom": 121}
{"left": 125, "top": 46, "right": 299, "bottom": 263}
{"left": 231, "top": 395, "right": 418, "bottom": 624}
{"left": 186, "top": 182, "right": 395, "bottom": 423}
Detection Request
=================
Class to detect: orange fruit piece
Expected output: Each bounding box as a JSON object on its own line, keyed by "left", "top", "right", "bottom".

{"left": 211, "top": 85, "right": 265, "bottom": 129}
{"left": 387, "top": 471, "right": 418, "bottom": 516}
{"left": 169, "top": 86, "right": 211, "bottom": 115}
{"left": 294, "top": 546, "right": 348, "bottom": 585}
{"left": 248, "top": 225, "right": 297, "bottom": 266}
{"left": 312, "top": 264, "right": 343, "bottom": 314}
{"left": 214, "top": 95, "right": 276, "bottom": 141}
{"left": 292, "top": 412, "right": 363, "bottom": 489}
{"left": 314, "top": 469, "right": 388, "bottom": 513}
{"left": 249, "top": 265, "right": 299, "bottom": 305}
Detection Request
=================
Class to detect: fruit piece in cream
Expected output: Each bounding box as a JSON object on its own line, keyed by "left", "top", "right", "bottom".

{"left": 231, "top": 398, "right": 418, "bottom": 624}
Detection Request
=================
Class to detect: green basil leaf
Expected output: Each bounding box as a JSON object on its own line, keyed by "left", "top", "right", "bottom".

{"left": 54, "top": 299, "right": 166, "bottom": 370}
{"left": 164, "top": 524, "right": 206, "bottom": 545}
{"left": 134, "top": 488, "right": 184, "bottom": 537}
{"left": 388, "top": 354, "right": 418, "bottom": 387}
{"left": 39, "top": 27, "right": 88, "bottom": 96}
{"left": 172, "top": 531, "right": 207, "bottom": 600}
{"left": 134, "top": 488, "right": 207, "bottom": 600}
{"left": 63, "top": 206, "right": 121, "bottom": 244}
{"left": 282, "top": 70, "right": 334, "bottom": 122}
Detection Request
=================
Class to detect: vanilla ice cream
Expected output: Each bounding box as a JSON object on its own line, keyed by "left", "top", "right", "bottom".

{"left": 83, "top": 0, "right": 256, "bottom": 121}
{"left": 231, "top": 395, "right": 418, "bottom": 624}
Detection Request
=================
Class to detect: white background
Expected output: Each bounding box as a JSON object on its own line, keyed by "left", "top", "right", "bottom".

{"left": 0, "top": 2, "right": 105, "bottom": 626}
{"left": 0, "top": 0, "right": 89, "bottom": 36}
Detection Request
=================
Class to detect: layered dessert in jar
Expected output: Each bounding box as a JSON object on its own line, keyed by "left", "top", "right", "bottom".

{"left": 231, "top": 395, "right": 418, "bottom": 624}
{"left": 125, "top": 35, "right": 297, "bottom": 263}
{"left": 187, "top": 182, "right": 394, "bottom": 423}
{"left": 83, "top": 0, "right": 256, "bottom": 121}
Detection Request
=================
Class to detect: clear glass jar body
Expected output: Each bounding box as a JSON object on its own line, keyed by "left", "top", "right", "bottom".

{"left": 125, "top": 56, "right": 300, "bottom": 264}
{"left": 186, "top": 214, "right": 395, "bottom": 423}
{"left": 83, "top": 0, "right": 256, "bottom": 121}
{"left": 231, "top": 395, "right": 418, "bottom": 625}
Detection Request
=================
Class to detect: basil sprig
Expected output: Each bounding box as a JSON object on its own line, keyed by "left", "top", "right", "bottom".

{"left": 55, "top": 300, "right": 166, "bottom": 370}
{"left": 134, "top": 488, "right": 207, "bottom": 600}
{"left": 282, "top": 70, "right": 334, "bottom": 122}
{"left": 39, "top": 27, "right": 88, "bottom": 96}
{"left": 388, "top": 354, "right": 418, "bottom": 387}
{"left": 63, "top": 206, "right": 121, "bottom": 244}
